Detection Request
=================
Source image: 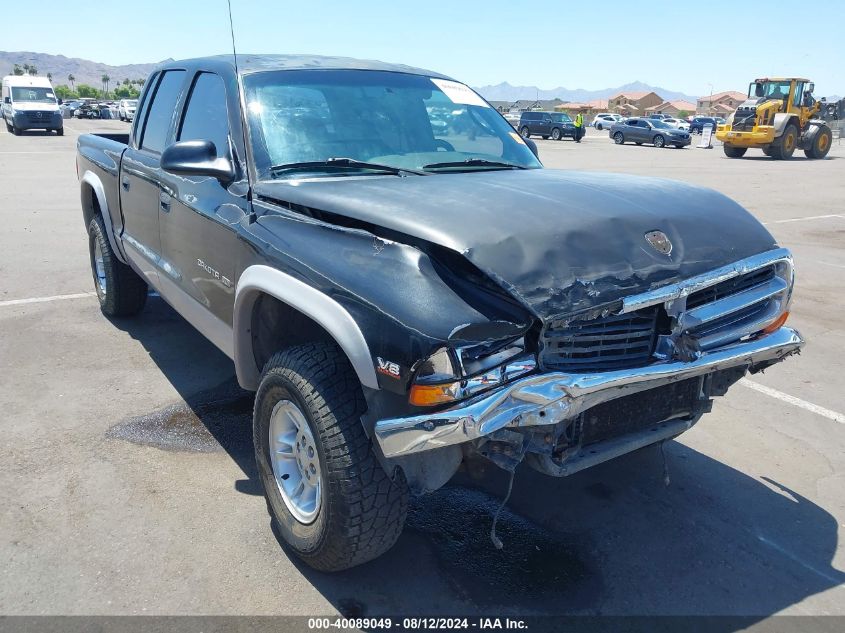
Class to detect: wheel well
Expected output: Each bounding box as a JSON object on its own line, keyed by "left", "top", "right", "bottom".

{"left": 250, "top": 293, "right": 336, "bottom": 377}
{"left": 80, "top": 182, "right": 99, "bottom": 229}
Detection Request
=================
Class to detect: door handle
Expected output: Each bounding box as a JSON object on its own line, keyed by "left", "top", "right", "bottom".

{"left": 159, "top": 192, "right": 172, "bottom": 212}
{"left": 121, "top": 177, "right": 130, "bottom": 191}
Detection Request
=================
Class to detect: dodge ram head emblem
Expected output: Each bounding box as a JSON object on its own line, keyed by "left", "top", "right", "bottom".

{"left": 645, "top": 230, "right": 673, "bottom": 255}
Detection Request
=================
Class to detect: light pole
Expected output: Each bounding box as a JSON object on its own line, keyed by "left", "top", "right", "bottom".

{"left": 708, "top": 83, "right": 714, "bottom": 116}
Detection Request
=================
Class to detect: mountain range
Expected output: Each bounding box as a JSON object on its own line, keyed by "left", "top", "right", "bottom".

{"left": 474, "top": 80, "right": 700, "bottom": 104}
{"left": 2, "top": 51, "right": 706, "bottom": 104}
{"left": 0, "top": 51, "right": 169, "bottom": 89}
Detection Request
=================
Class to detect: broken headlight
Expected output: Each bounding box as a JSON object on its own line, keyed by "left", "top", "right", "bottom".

{"left": 409, "top": 339, "right": 536, "bottom": 407}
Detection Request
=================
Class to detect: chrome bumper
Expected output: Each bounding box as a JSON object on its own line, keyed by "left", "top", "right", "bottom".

{"left": 374, "top": 327, "right": 804, "bottom": 458}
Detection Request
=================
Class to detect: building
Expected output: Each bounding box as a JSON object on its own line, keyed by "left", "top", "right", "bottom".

{"left": 645, "top": 100, "right": 698, "bottom": 118}
{"left": 608, "top": 91, "right": 664, "bottom": 116}
{"left": 554, "top": 99, "right": 609, "bottom": 121}
{"left": 697, "top": 90, "right": 746, "bottom": 116}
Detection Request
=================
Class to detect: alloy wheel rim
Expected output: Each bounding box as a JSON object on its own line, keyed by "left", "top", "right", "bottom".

{"left": 93, "top": 241, "right": 107, "bottom": 299}
{"left": 269, "top": 400, "right": 322, "bottom": 524}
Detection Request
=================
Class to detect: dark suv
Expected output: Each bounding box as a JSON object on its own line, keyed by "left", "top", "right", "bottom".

{"left": 689, "top": 116, "right": 719, "bottom": 134}
{"left": 518, "top": 111, "right": 577, "bottom": 140}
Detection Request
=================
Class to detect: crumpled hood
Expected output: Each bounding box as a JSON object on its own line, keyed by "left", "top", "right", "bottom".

{"left": 254, "top": 169, "right": 777, "bottom": 317}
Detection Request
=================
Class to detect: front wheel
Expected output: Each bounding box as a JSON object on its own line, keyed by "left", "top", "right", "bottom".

{"left": 770, "top": 124, "right": 798, "bottom": 160}
{"left": 596, "top": 123, "right": 603, "bottom": 130}
{"left": 613, "top": 132, "right": 624, "bottom": 144}
{"left": 653, "top": 135, "right": 665, "bottom": 148}
{"left": 255, "top": 343, "right": 409, "bottom": 571}
{"left": 88, "top": 216, "right": 148, "bottom": 316}
{"left": 56, "top": 127, "right": 64, "bottom": 136}
{"left": 723, "top": 144, "right": 747, "bottom": 158}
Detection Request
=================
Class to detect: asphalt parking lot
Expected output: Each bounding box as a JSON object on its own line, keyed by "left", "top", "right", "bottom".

{"left": 1, "top": 119, "right": 844, "bottom": 621}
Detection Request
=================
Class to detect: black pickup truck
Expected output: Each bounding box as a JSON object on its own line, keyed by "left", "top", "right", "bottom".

{"left": 77, "top": 55, "right": 803, "bottom": 571}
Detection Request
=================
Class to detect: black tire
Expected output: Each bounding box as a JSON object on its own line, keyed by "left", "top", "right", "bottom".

{"left": 254, "top": 343, "right": 409, "bottom": 571}
{"left": 519, "top": 126, "right": 530, "bottom": 139}
{"left": 770, "top": 123, "right": 798, "bottom": 160}
{"left": 4, "top": 118, "right": 11, "bottom": 133}
{"left": 56, "top": 127, "right": 64, "bottom": 136}
{"left": 723, "top": 144, "right": 747, "bottom": 158}
{"left": 88, "top": 215, "right": 147, "bottom": 317}
{"left": 551, "top": 127, "right": 561, "bottom": 141}
{"left": 613, "top": 132, "right": 624, "bottom": 144}
{"left": 803, "top": 126, "right": 832, "bottom": 159}
{"left": 12, "top": 124, "right": 21, "bottom": 136}
{"left": 653, "top": 135, "right": 665, "bottom": 148}
{"left": 596, "top": 123, "right": 603, "bottom": 131}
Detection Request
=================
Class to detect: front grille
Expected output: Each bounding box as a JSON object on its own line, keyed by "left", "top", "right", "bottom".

{"left": 732, "top": 107, "right": 757, "bottom": 131}
{"left": 687, "top": 266, "right": 775, "bottom": 309}
{"left": 541, "top": 307, "right": 659, "bottom": 372}
{"left": 580, "top": 377, "right": 701, "bottom": 446}
{"left": 25, "top": 111, "right": 52, "bottom": 123}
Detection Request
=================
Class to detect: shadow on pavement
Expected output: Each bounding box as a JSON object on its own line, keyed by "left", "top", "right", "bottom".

{"left": 111, "top": 296, "right": 845, "bottom": 623}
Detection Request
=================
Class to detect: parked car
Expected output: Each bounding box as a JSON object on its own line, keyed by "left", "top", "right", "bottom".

{"left": 76, "top": 54, "right": 803, "bottom": 572}
{"left": 610, "top": 117, "right": 692, "bottom": 148}
{"left": 518, "top": 111, "right": 577, "bottom": 140}
{"left": 118, "top": 100, "right": 135, "bottom": 121}
{"left": 689, "top": 116, "right": 719, "bottom": 134}
{"left": 662, "top": 117, "right": 690, "bottom": 131}
{"left": 502, "top": 111, "right": 520, "bottom": 128}
{"left": 648, "top": 113, "right": 672, "bottom": 121}
{"left": 75, "top": 102, "right": 101, "bottom": 119}
{"left": 60, "top": 100, "right": 83, "bottom": 118}
{"left": 592, "top": 113, "right": 622, "bottom": 130}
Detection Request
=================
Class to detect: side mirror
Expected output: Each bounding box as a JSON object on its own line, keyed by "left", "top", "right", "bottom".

{"left": 3, "top": 97, "right": 9, "bottom": 104}
{"left": 161, "top": 140, "right": 235, "bottom": 183}
{"left": 524, "top": 137, "right": 539, "bottom": 159}
{"left": 807, "top": 83, "right": 814, "bottom": 94}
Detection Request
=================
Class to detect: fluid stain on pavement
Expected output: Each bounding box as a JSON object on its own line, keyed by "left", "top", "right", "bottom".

{"left": 406, "top": 485, "right": 597, "bottom": 608}
{"left": 106, "top": 379, "right": 254, "bottom": 452}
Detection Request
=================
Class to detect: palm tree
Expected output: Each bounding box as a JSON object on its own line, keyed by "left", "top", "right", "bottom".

{"left": 101, "top": 74, "right": 110, "bottom": 99}
{"left": 68, "top": 74, "right": 75, "bottom": 91}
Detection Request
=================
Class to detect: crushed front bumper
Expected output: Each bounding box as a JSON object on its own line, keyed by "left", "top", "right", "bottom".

{"left": 374, "top": 327, "right": 803, "bottom": 458}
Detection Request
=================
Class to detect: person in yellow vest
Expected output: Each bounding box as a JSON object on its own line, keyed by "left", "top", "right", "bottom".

{"left": 574, "top": 112, "right": 584, "bottom": 142}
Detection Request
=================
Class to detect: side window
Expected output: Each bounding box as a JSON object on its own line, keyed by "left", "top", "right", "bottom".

{"left": 131, "top": 72, "right": 157, "bottom": 144}
{"left": 140, "top": 70, "right": 186, "bottom": 154}
{"left": 179, "top": 73, "right": 231, "bottom": 158}
{"left": 792, "top": 82, "right": 804, "bottom": 107}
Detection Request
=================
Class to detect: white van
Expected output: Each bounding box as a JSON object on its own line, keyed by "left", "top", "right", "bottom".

{"left": 2, "top": 75, "right": 64, "bottom": 135}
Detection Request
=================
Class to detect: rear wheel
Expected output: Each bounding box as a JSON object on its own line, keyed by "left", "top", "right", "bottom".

{"left": 551, "top": 127, "right": 561, "bottom": 141}
{"left": 88, "top": 215, "right": 148, "bottom": 317}
{"left": 770, "top": 123, "right": 798, "bottom": 160}
{"left": 804, "top": 126, "right": 832, "bottom": 159}
{"left": 653, "top": 135, "right": 665, "bottom": 148}
{"left": 613, "top": 132, "right": 624, "bottom": 144}
{"left": 520, "top": 126, "right": 530, "bottom": 139}
{"left": 254, "top": 343, "right": 409, "bottom": 571}
{"left": 723, "top": 144, "right": 747, "bottom": 158}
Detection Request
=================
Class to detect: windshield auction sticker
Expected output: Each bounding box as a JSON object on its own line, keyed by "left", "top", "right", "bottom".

{"left": 431, "top": 78, "right": 489, "bottom": 108}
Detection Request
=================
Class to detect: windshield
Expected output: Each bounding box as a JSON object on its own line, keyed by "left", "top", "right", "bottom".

{"left": 649, "top": 119, "right": 673, "bottom": 129}
{"left": 750, "top": 81, "right": 791, "bottom": 100}
{"left": 244, "top": 69, "right": 541, "bottom": 179}
{"left": 550, "top": 113, "right": 572, "bottom": 123}
{"left": 11, "top": 86, "right": 56, "bottom": 103}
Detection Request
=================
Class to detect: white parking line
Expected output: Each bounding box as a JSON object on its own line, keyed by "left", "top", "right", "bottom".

{"left": 763, "top": 214, "right": 844, "bottom": 225}
{"left": 0, "top": 292, "right": 95, "bottom": 308}
{"left": 739, "top": 378, "right": 845, "bottom": 424}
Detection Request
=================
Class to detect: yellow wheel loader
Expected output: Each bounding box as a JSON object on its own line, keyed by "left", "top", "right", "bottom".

{"left": 716, "top": 78, "right": 832, "bottom": 160}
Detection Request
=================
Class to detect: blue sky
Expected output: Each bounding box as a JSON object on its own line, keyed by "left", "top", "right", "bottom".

{"left": 4, "top": 0, "right": 843, "bottom": 97}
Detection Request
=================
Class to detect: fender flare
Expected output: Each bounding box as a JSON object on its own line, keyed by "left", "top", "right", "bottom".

{"left": 233, "top": 265, "right": 380, "bottom": 391}
{"left": 80, "top": 170, "right": 125, "bottom": 263}
{"left": 772, "top": 113, "right": 799, "bottom": 138}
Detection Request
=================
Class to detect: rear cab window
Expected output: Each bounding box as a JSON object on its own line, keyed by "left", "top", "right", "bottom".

{"left": 139, "top": 70, "right": 187, "bottom": 154}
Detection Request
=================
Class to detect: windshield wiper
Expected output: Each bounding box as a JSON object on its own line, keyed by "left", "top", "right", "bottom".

{"left": 422, "top": 158, "right": 528, "bottom": 171}
{"left": 269, "top": 157, "right": 428, "bottom": 178}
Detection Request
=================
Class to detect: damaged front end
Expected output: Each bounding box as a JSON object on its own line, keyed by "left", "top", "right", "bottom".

{"left": 374, "top": 248, "right": 804, "bottom": 477}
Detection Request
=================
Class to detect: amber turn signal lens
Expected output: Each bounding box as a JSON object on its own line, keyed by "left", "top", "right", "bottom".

{"left": 762, "top": 311, "right": 790, "bottom": 335}
{"left": 409, "top": 382, "right": 460, "bottom": 407}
